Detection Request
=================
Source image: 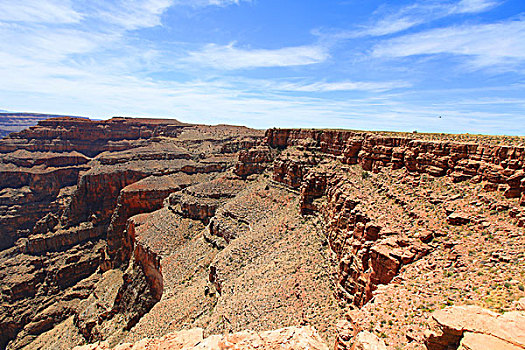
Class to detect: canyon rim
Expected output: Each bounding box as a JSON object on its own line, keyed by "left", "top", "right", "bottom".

{"left": 0, "top": 116, "right": 523, "bottom": 350}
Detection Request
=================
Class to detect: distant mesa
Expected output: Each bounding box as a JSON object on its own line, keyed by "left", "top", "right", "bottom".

{"left": 0, "top": 112, "right": 88, "bottom": 139}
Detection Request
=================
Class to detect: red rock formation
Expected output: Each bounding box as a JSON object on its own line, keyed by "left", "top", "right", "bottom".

{"left": 0, "top": 164, "right": 88, "bottom": 250}
{"left": 273, "top": 156, "right": 319, "bottom": 189}
{"left": 0, "top": 112, "right": 62, "bottom": 138}
{"left": 0, "top": 117, "right": 188, "bottom": 157}
{"left": 270, "top": 150, "right": 431, "bottom": 308}
{"left": 266, "top": 128, "right": 525, "bottom": 203}
{"left": 299, "top": 169, "right": 328, "bottom": 214}
{"left": 0, "top": 117, "right": 264, "bottom": 349}
{"left": 322, "top": 175, "right": 430, "bottom": 306}
{"left": 234, "top": 145, "right": 273, "bottom": 177}
{"left": 106, "top": 173, "right": 211, "bottom": 267}
{"left": 2, "top": 121, "right": 524, "bottom": 350}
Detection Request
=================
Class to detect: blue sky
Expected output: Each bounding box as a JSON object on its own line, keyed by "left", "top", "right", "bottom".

{"left": 0, "top": 0, "right": 524, "bottom": 134}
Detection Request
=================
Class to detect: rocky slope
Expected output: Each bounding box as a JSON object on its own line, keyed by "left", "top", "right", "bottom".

{"left": 0, "top": 120, "right": 524, "bottom": 350}
{"left": 263, "top": 128, "right": 525, "bottom": 349}
{"left": 0, "top": 117, "right": 263, "bottom": 349}
{"left": 74, "top": 326, "right": 329, "bottom": 350}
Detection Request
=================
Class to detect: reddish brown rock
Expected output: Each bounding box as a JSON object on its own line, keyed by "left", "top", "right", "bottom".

{"left": 425, "top": 306, "right": 525, "bottom": 350}
{"left": 266, "top": 128, "right": 525, "bottom": 200}
{"left": 2, "top": 121, "right": 525, "bottom": 350}
{"left": 352, "top": 331, "right": 388, "bottom": 350}
{"left": 334, "top": 320, "right": 358, "bottom": 350}
{"left": 0, "top": 112, "right": 61, "bottom": 138}
{"left": 0, "top": 117, "right": 188, "bottom": 156}
{"left": 300, "top": 170, "right": 328, "bottom": 214}
{"left": 0, "top": 117, "right": 264, "bottom": 349}
{"left": 447, "top": 212, "right": 471, "bottom": 226}
{"left": 106, "top": 173, "right": 211, "bottom": 267}
{"left": 234, "top": 145, "right": 273, "bottom": 177}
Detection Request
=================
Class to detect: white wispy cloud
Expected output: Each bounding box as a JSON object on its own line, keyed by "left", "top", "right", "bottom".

{"left": 185, "top": 0, "right": 252, "bottom": 6}
{"left": 1, "top": 49, "right": 522, "bottom": 134}
{"left": 85, "top": 0, "right": 173, "bottom": 30}
{"left": 0, "top": 0, "right": 83, "bottom": 24}
{"left": 94, "top": 0, "right": 252, "bottom": 30}
{"left": 0, "top": 0, "right": 249, "bottom": 30}
{"left": 349, "top": 0, "right": 501, "bottom": 37}
{"left": 185, "top": 43, "right": 329, "bottom": 69}
{"left": 372, "top": 20, "right": 525, "bottom": 69}
{"left": 452, "top": 0, "right": 500, "bottom": 14}
{"left": 269, "top": 80, "right": 411, "bottom": 92}
{"left": 0, "top": 24, "right": 118, "bottom": 62}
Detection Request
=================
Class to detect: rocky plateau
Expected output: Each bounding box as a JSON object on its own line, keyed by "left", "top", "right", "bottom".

{"left": 0, "top": 117, "right": 523, "bottom": 350}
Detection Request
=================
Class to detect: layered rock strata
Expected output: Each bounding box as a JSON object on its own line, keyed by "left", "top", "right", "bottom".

{"left": 0, "top": 117, "right": 263, "bottom": 349}
{"left": 0, "top": 112, "right": 70, "bottom": 138}
{"left": 267, "top": 129, "right": 525, "bottom": 203}
{"left": 1, "top": 120, "right": 524, "bottom": 350}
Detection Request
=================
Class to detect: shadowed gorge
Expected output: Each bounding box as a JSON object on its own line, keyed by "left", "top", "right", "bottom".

{"left": 0, "top": 117, "right": 524, "bottom": 350}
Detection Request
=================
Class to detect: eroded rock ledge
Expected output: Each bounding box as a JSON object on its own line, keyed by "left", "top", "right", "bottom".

{"left": 1, "top": 120, "right": 524, "bottom": 350}
{"left": 0, "top": 117, "right": 263, "bottom": 349}
{"left": 266, "top": 128, "right": 525, "bottom": 205}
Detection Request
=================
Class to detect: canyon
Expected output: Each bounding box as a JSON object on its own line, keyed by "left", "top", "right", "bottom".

{"left": 0, "top": 113, "right": 78, "bottom": 139}
{"left": 0, "top": 117, "right": 523, "bottom": 350}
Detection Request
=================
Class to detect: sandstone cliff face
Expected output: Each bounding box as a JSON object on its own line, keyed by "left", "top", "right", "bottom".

{"left": 0, "top": 113, "right": 60, "bottom": 138}
{"left": 1, "top": 119, "right": 524, "bottom": 350}
{"left": 0, "top": 164, "right": 88, "bottom": 250}
{"left": 321, "top": 174, "right": 430, "bottom": 307}
{"left": 234, "top": 145, "right": 274, "bottom": 177}
{"left": 267, "top": 128, "right": 525, "bottom": 202}
{"left": 268, "top": 146, "right": 431, "bottom": 309}
{"left": 264, "top": 128, "right": 524, "bottom": 349}
{"left": 0, "top": 117, "right": 263, "bottom": 349}
{"left": 0, "top": 117, "right": 189, "bottom": 156}
{"left": 106, "top": 173, "right": 213, "bottom": 268}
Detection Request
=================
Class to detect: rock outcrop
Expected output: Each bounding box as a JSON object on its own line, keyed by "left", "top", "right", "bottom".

{"left": 1, "top": 119, "right": 524, "bottom": 350}
{"left": 74, "top": 326, "right": 329, "bottom": 350}
{"left": 269, "top": 150, "right": 431, "bottom": 308}
{"left": 234, "top": 145, "right": 274, "bottom": 177}
{"left": 0, "top": 112, "right": 68, "bottom": 138}
{"left": 0, "top": 117, "right": 263, "bottom": 349}
{"left": 266, "top": 128, "right": 525, "bottom": 203}
{"left": 425, "top": 305, "right": 525, "bottom": 350}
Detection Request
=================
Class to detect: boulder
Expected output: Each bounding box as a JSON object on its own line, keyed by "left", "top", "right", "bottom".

{"left": 447, "top": 212, "right": 470, "bottom": 226}
{"left": 353, "top": 331, "right": 388, "bottom": 350}
{"left": 425, "top": 306, "right": 525, "bottom": 350}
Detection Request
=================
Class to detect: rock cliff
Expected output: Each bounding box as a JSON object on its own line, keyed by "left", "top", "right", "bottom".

{"left": 1, "top": 119, "right": 524, "bottom": 350}
{"left": 0, "top": 117, "right": 263, "bottom": 349}
{"left": 266, "top": 128, "right": 525, "bottom": 202}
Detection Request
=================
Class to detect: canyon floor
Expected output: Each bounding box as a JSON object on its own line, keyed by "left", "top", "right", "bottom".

{"left": 0, "top": 117, "right": 524, "bottom": 350}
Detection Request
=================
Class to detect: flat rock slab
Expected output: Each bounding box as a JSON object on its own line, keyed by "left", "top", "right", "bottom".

{"left": 426, "top": 306, "right": 525, "bottom": 350}
{"left": 74, "top": 326, "right": 329, "bottom": 350}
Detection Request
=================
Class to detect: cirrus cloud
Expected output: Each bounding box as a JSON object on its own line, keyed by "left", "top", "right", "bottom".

{"left": 185, "top": 43, "right": 329, "bottom": 69}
